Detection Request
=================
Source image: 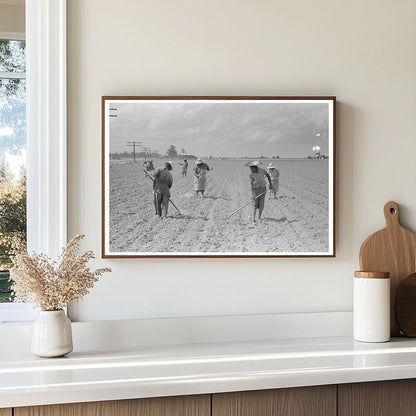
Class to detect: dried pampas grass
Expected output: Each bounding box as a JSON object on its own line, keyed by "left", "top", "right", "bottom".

{"left": 10, "top": 234, "right": 111, "bottom": 311}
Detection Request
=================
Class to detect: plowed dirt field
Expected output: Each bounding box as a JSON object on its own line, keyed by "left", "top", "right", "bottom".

{"left": 108, "top": 158, "right": 330, "bottom": 254}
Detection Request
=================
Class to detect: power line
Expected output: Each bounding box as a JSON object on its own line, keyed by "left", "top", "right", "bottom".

{"left": 126, "top": 141, "right": 142, "bottom": 163}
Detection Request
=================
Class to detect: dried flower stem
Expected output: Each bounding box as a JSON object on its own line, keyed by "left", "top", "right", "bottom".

{"left": 10, "top": 234, "right": 111, "bottom": 310}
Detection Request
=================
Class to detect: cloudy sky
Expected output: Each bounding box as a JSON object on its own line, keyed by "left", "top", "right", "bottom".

{"left": 108, "top": 99, "right": 331, "bottom": 158}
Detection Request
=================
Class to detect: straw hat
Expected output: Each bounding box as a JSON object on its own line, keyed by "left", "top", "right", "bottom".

{"left": 267, "top": 163, "right": 276, "bottom": 169}
{"left": 245, "top": 160, "right": 262, "bottom": 167}
{"left": 196, "top": 158, "right": 204, "bottom": 164}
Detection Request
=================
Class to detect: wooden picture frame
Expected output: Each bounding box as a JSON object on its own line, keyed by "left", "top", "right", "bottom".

{"left": 102, "top": 96, "right": 336, "bottom": 258}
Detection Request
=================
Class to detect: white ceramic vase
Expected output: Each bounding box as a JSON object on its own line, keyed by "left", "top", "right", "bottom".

{"left": 31, "top": 310, "right": 73, "bottom": 357}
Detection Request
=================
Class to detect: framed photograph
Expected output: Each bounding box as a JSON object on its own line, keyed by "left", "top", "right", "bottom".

{"left": 102, "top": 96, "right": 336, "bottom": 258}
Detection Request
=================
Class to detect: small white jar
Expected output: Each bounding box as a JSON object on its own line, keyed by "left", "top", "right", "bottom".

{"left": 353, "top": 271, "right": 390, "bottom": 343}
{"left": 31, "top": 310, "right": 73, "bottom": 357}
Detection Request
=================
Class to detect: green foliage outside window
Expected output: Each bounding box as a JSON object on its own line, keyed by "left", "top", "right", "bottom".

{"left": 0, "top": 163, "right": 26, "bottom": 302}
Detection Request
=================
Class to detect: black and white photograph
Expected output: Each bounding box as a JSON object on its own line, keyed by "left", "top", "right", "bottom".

{"left": 102, "top": 97, "right": 335, "bottom": 257}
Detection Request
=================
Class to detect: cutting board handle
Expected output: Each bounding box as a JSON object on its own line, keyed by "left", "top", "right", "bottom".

{"left": 384, "top": 201, "right": 400, "bottom": 228}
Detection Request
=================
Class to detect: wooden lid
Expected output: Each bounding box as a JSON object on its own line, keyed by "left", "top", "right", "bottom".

{"left": 354, "top": 271, "right": 389, "bottom": 279}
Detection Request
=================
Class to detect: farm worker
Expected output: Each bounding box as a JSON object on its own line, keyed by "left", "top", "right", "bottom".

{"left": 143, "top": 160, "right": 155, "bottom": 172}
{"left": 266, "top": 163, "right": 280, "bottom": 199}
{"left": 193, "top": 158, "right": 210, "bottom": 197}
{"left": 247, "top": 160, "right": 272, "bottom": 222}
{"left": 153, "top": 161, "right": 173, "bottom": 219}
{"left": 179, "top": 159, "right": 188, "bottom": 177}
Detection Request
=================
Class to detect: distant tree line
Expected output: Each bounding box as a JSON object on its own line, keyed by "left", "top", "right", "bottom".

{"left": 110, "top": 150, "right": 163, "bottom": 160}
{"left": 112, "top": 145, "right": 195, "bottom": 160}
{"left": 112, "top": 144, "right": 328, "bottom": 161}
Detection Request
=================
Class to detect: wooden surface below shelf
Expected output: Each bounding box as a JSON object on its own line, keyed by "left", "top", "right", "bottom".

{"left": 338, "top": 379, "right": 416, "bottom": 416}
{"left": 14, "top": 395, "right": 210, "bottom": 416}
{"left": 212, "top": 385, "right": 336, "bottom": 416}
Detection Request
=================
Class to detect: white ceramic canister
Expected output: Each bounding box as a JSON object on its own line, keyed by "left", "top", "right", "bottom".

{"left": 353, "top": 271, "right": 390, "bottom": 343}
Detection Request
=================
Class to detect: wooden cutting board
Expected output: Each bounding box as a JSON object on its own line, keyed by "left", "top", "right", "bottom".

{"left": 395, "top": 272, "right": 416, "bottom": 337}
{"left": 359, "top": 201, "right": 416, "bottom": 336}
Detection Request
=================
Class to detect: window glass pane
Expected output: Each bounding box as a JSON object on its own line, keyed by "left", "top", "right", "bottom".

{"left": 0, "top": 44, "right": 26, "bottom": 303}
{"left": 0, "top": 78, "right": 26, "bottom": 154}
{"left": 0, "top": 40, "right": 26, "bottom": 73}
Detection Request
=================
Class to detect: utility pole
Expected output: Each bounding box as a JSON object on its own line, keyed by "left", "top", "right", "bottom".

{"left": 126, "top": 141, "right": 142, "bottom": 163}
{"left": 143, "top": 147, "right": 151, "bottom": 161}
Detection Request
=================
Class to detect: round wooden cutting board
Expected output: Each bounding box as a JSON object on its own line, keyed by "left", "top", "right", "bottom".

{"left": 395, "top": 272, "right": 416, "bottom": 337}
{"left": 359, "top": 201, "right": 416, "bottom": 336}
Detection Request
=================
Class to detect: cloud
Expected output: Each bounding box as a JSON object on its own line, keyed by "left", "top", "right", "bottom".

{"left": 108, "top": 100, "right": 330, "bottom": 157}
{"left": 3, "top": 149, "right": 26, "bottom": 181}
{"left": 0, "top": 126, "right": 13, "bottom": 138}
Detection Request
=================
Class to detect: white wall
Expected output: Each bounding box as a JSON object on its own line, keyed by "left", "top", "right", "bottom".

{"left": 67, "top": 0, "right": 416, "bottom": 322}
{"left": 0, "top": 3, "right": 24, "bottom": 33}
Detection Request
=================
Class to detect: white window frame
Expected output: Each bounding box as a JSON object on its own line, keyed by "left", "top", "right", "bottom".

{"left": 26, "top": 0, "right": 67, "bottom": 256}
{"left": 0, "top": 0, "right": 67, "bottom": 324}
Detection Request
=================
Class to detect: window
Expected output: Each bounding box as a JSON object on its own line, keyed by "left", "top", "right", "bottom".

{"left": 0, "top": 35, "right": 26, "bottom": 303}
{"left": 0, "top": 1, "right": 67, "bottom": 324}
{"left": 0, "top": 32, "right": 35, "bottom": 323}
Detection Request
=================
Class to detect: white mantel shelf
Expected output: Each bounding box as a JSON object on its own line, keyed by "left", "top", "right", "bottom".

{"left": 2, "top": 336, "right": 416, "bottom": 409}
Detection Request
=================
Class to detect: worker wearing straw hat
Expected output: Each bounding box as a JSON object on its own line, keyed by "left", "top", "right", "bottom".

{"left": 266, "top": 162, "right": 280, "bottom": 199}
{"left": 153, "top": 161, "right": 173, "bottom": 219}
{"left": 193, "top": 158, "right": 210, "bottom": 197}
{"left": 247, "top": 161, "right": 272, "bottom": 222}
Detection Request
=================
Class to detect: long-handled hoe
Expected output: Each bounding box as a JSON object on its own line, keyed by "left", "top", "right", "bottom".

{"left": 223, "top": 190, "right": 268, "bottom": 221}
